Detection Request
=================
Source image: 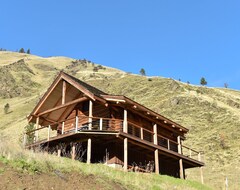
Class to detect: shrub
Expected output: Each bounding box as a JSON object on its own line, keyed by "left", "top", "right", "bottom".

{"left": 4, "top": 103, "right": 9, "bottom": 114}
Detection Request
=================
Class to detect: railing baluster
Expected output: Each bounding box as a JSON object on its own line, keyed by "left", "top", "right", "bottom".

{"left": 167, "top": 139, "right": 170, "bottom": 150}
{"left": 100, "top": 118, "right": 103, "bottom": 130}
{"left": 198, "top": 152, "right": 201, "bottom": 162}
{"left": 140, "top": 128, "right": 143, "bottom": 140}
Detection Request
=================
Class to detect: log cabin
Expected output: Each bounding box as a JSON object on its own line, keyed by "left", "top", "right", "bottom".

{"left": 25, "top": 71, "right": 204, "bottom": 181}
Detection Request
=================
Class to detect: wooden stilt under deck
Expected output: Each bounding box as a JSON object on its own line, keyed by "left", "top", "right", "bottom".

{"left": 178, "top": 136, "right": 184, "bottom": 179}
{"left": 57, "top": 148, "right": 61, "bottom": 157}
{"left": 87, "top": 138, "right": 91, "bottom": 164}
{"left": 179, "top": 159, "right": 184, "bottom": 179}
{"left": 154, "top": 149, "right": 159, "bottom": 174}
{"left": 124, "top": 138, "right": 128, "bottom": 171}
{"left": 72, "top": 143, "right": 76, "bottom": 160}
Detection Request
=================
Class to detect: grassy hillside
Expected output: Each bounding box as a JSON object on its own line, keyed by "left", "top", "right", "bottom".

{"left": 0, "top": 51, "right": 239, "bottom": 189}
{"left": 0, "top": 136, "right": 209, "bottom": 190}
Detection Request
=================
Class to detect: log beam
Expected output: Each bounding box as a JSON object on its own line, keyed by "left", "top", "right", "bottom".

{"left": 38, "top": 97, "right": 88, "bottom": 116}
{"left": 62, "top": 80, "right": 66, "bottom": 104}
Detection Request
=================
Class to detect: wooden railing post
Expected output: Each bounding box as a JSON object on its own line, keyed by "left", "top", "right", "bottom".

{"left": 189, "top": 149, "right": 192, "bottom": 158}
{"left": 198, "top": 152, "right": 201, "bottom": 161}
{"left": 140, "top": 128, "right": 143, "bottom": 140}
{"left": 48, "top": 125, "right": 51, "bottom": 141}
{"left": 167, "top": 139, "right": 170, "bottom": 150}
{"left": 123, "top": 109, "right": 128, "bottom": 133}
{"left": 99, "top": 118, "right": 103, "bottom": 130}
{"left": 153, "top": 124, "right": 158, "bottom": 145}
{"left": 177, "top": 136, "right": 182, "bottom": 154}
{"left": 75, "top": 116, "right": 79, "bottom": 132}
{"left": 89, "top": 100, "right": 93, "bottom": 130}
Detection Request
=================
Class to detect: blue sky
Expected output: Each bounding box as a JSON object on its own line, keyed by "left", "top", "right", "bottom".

{"left": 1, "top": 1, "right": 240, "bottom": 89}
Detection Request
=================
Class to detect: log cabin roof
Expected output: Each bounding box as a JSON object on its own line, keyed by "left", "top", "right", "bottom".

{"left": 28, "top": 71, "right": 188, "bottom": 133}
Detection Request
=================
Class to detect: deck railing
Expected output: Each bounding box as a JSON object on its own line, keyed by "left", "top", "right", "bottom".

{"left": 24, "top": 116, "right": 203, "bottom": 162}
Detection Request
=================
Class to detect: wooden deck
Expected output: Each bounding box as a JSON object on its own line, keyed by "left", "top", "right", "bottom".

{"left": 24, "top": 116, "right": 204, "bottom": 168}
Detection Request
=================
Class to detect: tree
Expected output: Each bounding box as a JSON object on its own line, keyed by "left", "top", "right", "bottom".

{"left": 200, "top": 77, "right": 207, "bottom": 86}
{"left": 224, "top": 83, "right": 228, "bottom": 88}
{"left": 19, "top": 48, "right": 25, "bottom": 53}
{"left": 27, "top": 49, "right": 31, "bottom": 54}
{"left": 140, "top": 68, "right": 146, "bottom": 76}
{"left": 4, "top": 103, "right": 10, "bottom": 114}
{"left": 24, "top": 123, "right": 35, "bottom": 144}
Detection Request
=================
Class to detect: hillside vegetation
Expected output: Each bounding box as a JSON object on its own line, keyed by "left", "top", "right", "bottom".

{"left": 1, "top": 51, "right": 240, "bottom": 189}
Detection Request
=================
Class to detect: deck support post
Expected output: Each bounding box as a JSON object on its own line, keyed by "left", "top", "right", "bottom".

{"left": 154, "top": 149, "right": 159, "bottom": 174}
{"left": 123, "top": 109, "right": 128, "bottom": 133}
{"left": 89, "top": 100, "right": 93, "bottom": 130}
{"left": 87, "top": 138, "right": 91, "bottom": 164}
{"left": 179, "top": 159, "right": 184, "bottom": 179}
{"left": 72, "top": 143, "right": 76, "bottom": 160}
{"left": 177, "top": 136, "right": 184, "bottom": 179}
{"left": 35, "top": 117, "right": 39, "bottom": 142}
{"left": 47, "top": 125, "right": 51, "bottom": 141}
{"left": 124, "top": 138, "right": 128, "bottom": 171}
{"left": 75, "top": 116, "right": 78, "bottom": 132}
{"left": 62, "top": 122, "right": 65, "bottom": 134}
{"left": 153, "top": 124, "right": 158, "bottom": 145}
{"left": 57, "top": 147, "right": 61, "bottom": 157}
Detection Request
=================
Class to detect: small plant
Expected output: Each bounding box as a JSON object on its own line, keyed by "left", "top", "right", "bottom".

{"left": 93, "top": 66, "right": 99, "bottom": 72}
{"left": 27, "top": 49, "right": 31, "bottom": 54}
{"left": 224, "top": 83, "right": 228, "bottom": 88}
{"left": 140, "top": 68, "right": 146, "bottom": 76}
{"left": 4, "top": 103, "right": 10, "bottom": 114}
{"left": 200, "top": 77, "right": 207, "bottom": 86}
{"left": 19, "top": 48, "right": 25, "bottom": 53}
{"left": 24, "top": 123, "right": 35, "bottom": 144}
